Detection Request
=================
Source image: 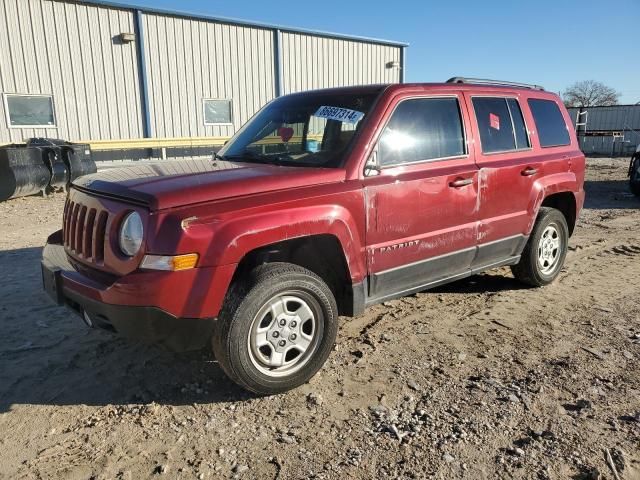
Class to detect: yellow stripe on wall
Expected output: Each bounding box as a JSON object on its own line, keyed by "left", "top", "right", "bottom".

{"left": 1, "top": 135, "right": 325, "bottom": 151}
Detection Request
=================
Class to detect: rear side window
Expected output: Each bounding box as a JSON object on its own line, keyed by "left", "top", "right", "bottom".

{"left": 472, "top": 97, "right": 530, "bottom": 153}
{"left": 528, "top": 99, "right": 570, "bottom": 147}
{"left": 378, "top": 97, "right": 465, "bottom": 166}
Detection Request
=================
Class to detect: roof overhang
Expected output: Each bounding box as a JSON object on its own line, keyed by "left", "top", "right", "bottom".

{"left": 69, "top": 0, "right": 409, "bottom": 47}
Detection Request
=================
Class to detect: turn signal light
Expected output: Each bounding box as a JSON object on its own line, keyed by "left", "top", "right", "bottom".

{"left": 141, "top": 253, "right": 199, "bottom": 271}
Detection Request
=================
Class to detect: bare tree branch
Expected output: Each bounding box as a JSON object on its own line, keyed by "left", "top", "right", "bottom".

{"left": 563, "top": 80, "right": 620, "bottom": 107}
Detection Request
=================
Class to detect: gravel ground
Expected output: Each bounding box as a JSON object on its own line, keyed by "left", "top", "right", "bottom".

{"left": 0, "top": 158, "right": 639, "bottom": 480}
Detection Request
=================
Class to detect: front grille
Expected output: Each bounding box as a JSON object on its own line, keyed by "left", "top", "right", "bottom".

{"left": 63, "top": 198, "right": 109, "bottom": 263}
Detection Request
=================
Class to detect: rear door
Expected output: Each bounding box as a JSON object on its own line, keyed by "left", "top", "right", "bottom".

{"left": 464, "top": 94, "right": 539, "bottom": 269}
{"left": 364, "top": 93, "right": 479, "bottom": 301}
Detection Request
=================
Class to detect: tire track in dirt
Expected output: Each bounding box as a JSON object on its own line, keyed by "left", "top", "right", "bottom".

{"left": 3, "top": 159, "right": 640, "bottom": 480}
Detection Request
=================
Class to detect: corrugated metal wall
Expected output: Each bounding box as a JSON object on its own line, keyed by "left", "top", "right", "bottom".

{"left": 590, "top": 106, "right": 639, "bottom": 130}
{"left": 141, "top": 13, "right": 277, "bottom": 138}
{"left": 280, "top": 32, "right": 401, "bottom": 94}
{"left": 0, "top": 0, "right": 404, "bottom": 144}
{"left": 0, "top": 0, "right": 143, "bottom": 143}
{"left": 566, "top": 105, "right": 640, "bottom": 155}
{"left": 579, "top": 133, "right": 640, "bottom": 157}
{"left": 140, "top": 23, "right": 402, "bottom": 137}
{"left": 567, "top": 105, "right": 640, "bottom": 131}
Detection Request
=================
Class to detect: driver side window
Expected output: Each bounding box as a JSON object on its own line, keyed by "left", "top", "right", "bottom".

{"left": 378, "top": 97, "right": 466, "bottom": 166}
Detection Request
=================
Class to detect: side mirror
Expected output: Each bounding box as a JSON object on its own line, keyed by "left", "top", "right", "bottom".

{"left": 364, "top": 149, "right": 381, "bottom": 177}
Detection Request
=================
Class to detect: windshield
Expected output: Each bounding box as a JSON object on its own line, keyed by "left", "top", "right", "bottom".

{"left": 218, "top": 91, "right": 381, "bottom": 168}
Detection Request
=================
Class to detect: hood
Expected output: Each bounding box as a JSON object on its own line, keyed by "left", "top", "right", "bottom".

{"left": 72, "top": 158, "right": 345, "bottom": 210}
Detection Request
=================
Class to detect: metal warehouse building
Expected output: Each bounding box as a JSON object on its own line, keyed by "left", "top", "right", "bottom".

{"left": 567, "top": 105, "right": 640, "bottom": 156}
{"left": 0, "top": 0, "right": 407, "bottom": 155}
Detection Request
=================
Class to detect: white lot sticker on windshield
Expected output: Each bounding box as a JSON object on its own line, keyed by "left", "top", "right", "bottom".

{"left": 314, "top": 106, "right": 364, "bottom": 124}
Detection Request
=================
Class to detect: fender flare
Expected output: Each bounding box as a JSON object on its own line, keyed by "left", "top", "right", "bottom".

{"left": 526, "top": 172, "right": 579, "bottom": 234}
{"left": 198, "top": 204, "right": 366, "bottom": 282}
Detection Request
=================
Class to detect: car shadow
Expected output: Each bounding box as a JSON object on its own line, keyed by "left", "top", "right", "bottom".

{"left": 583, "top": 179, "right": 639, "bottom": 210}
{"left": 430, "top": 271, "right": 529, "bottom": 295}
{"left": 0, "top": 247, "right": 249, "bottom": 413}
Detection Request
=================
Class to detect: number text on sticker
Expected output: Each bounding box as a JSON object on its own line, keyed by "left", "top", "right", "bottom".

{"left": 314, "top": 106, "right": 365, "bottom": 125}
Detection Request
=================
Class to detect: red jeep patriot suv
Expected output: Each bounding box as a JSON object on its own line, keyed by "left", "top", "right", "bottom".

{"left": 42, "top": 78, "right": 585, "bottom": 394}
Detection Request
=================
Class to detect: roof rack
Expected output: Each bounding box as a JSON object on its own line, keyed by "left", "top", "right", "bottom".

{"left": 446, "top": 77, "right": 545, "bottom": 91}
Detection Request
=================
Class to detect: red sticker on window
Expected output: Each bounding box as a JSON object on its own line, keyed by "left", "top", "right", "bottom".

{"left": 489, "top": 113, "right": 500, "bottom": 130}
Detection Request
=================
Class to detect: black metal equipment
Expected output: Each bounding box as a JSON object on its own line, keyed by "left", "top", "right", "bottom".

{"left": 629, "top": 150, "right": 640, "bottom": 197}
{"left": 0, "top": 138, "right": 97, "bottom": 202}
{"left": 27, "top": 138, "right": 69, "bottom": 190}
{"left": 60, "top": 141, "right": 97, "bottom": 181}
{"left": 0, "top": 144, "right": 51, "bottom": 201}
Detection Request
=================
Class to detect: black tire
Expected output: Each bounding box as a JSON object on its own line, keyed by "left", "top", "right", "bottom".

{"left": 630, "top": 158, "right": 640, "bottom": 197}
{"left": 511, "top": 207, "right": 569, "bottom": 287}
{"left": 212, "top": 262, "right": 338, "bottom": 395}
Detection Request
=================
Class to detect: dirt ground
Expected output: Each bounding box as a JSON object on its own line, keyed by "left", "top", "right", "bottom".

{"left": 1, "top": 158, "right": 639, "bottom": 480}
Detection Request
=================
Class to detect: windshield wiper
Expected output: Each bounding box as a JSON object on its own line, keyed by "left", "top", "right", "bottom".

{"left": 223, "top": 150, "right": 288, "bottom": 165}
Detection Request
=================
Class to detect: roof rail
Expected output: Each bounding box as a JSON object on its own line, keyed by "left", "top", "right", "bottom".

{"left": 446, "top": 77, "right": 545, "bottom": 91}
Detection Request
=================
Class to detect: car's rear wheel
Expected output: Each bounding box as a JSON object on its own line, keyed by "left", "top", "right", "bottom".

{"left": 511, "top": 207, "right": 569, "bottom": 287}
{"left": 212, "top": 262, "right": 338, "bottom": 395}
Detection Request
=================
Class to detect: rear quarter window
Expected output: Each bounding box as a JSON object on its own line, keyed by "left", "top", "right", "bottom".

{"left": 528, "top": 99, "right": 571, "bottom": 147}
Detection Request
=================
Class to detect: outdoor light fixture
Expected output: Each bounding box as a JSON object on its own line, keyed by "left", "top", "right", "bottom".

{"left": 386, "top": 61, "right": 400, "bottom": 69}
{"left": 118, "top": 32, "right": 136, "bottom": 43}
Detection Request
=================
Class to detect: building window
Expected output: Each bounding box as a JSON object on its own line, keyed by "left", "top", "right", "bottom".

{"left": 4, "top": 94, "right": 56, "bottom": 128}
{"left": 203, "top": 99, "right": 232, "bottom": 125}
{"left": 528, "top": 99, "right": 571, "bottom": 147}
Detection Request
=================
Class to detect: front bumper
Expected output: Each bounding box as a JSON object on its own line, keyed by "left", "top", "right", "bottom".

{"left": 41, "top": 234, "right": 232, "bottom": 351}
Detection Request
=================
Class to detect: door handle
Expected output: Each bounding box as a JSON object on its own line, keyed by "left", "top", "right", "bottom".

{"left": 449, "top": 177, "right": 473, "bottom": 188}
{"left": 521, "top": 167, "right": 538, "bottom": 176}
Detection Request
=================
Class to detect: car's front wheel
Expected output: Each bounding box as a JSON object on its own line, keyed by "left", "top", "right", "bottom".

{"left": 511, "top": 207, "right": 569, "bottom": 287}
{"left": 212, "top": 262, "right": 338, "bottom": 395}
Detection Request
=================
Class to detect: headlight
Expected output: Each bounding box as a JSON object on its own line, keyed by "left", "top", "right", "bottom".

{"left": 119, "top": 211, "right": 143, "bottom": 256}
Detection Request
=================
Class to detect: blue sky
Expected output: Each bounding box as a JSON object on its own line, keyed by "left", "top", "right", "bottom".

{"left": 132, "top": 0, "right": 640, "bottom": 104}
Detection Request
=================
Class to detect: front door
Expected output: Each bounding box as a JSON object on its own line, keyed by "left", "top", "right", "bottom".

{"left": 364, "top": 94, "right": 479, "bottom": 302}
